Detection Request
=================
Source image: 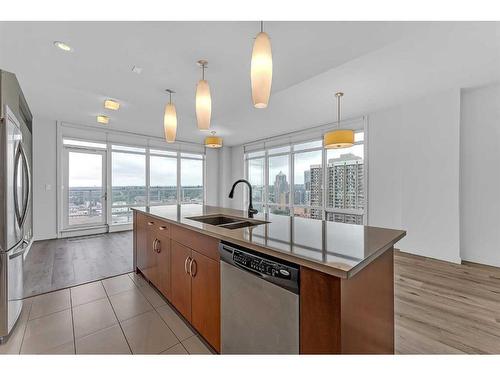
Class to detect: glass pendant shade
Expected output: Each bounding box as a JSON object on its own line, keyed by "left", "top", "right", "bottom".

{"left": 196, "top": 79, "right": 212, "bottom": 130}
{"left": 205, "top": 133, "right": 222, "bottom": 148}
{"left": 324, "top": 129, "right": 354, "bottom": 149}
{"left": 163, "top": 103, "right": 177, "bottom": 143}
{"left": 251, "top": 31, "right": 273, "bottom": 109}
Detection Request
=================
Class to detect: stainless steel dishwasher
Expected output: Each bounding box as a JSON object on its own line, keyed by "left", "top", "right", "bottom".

{"left": 219, "top": 241, "right": 300, "bottom": 354}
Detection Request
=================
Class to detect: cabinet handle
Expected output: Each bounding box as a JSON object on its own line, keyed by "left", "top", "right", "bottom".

{"left": 155, "top": 240, "right": 161, "bottom": 253}
{"left": 152, "top": 238, "right": 157, "bottom": 251}
{"left": 184, "top": 256, "right": 191, "bottom": 275}
{"left": 147, "top": 221, "right": 154, "bottom": 226}
{"left": 189, "top": 259, "right": 197, "bottom": 278}
{"left": 159, "top": 226, "right": 167, "bottom": 231}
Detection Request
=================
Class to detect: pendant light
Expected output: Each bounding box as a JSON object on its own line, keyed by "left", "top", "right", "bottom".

{"left": 205, "top": 131, "right": 223, "bottom": 148}
{"left": 164, "top": 89, "right": 177, "bottom": 143}
{"left": 324, "top": 92, "right": 354, "bottom": 149}
{"left": 196, "top": 60, "right": 212, "bottom": 130}
{"left": 251, "top": 21, "right": 273, "bottom": 109}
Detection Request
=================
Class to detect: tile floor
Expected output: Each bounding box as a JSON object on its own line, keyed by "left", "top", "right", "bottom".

{"left": 0, "top": 272, "right": 213, "bottom": 355}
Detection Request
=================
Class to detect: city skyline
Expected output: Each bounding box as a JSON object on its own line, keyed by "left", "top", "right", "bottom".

{"left": 249, "top": 151, "right": 364, "bottom": 223}
{"left": 68, "top": 151, "right": 203, "bottom": 187}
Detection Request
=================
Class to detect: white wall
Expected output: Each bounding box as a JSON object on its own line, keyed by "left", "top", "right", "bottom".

{"left": 368, "top": 89, "right": 461, "bottom": 263}
{"left": 460, "top": 83, "right": 500, "bottom": 266}
{"left": 33, "top": 117, "right": 58, "bottom": 240}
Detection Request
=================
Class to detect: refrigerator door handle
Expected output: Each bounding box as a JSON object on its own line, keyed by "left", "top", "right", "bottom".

{"left": 18, "top": 142, "right": 31, "bottom": 228}
{"left": 13, "top": 143, "right": 22, "bottom": 228}
{"left": 9, "top": 246, "right": 26, "bottom": 260}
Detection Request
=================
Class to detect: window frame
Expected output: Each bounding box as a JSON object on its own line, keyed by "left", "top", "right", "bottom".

{"left": 63, "top": 146, "right": 107, "bottom": 229}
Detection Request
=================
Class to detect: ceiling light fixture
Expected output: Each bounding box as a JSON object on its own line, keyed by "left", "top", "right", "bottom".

{"left": 104, "top": 99, "right": 120, "bottom": 110}
{"left": 164, "top": 89, "right": 177, "bottom": 143}
{"left": 53, "top": 41, "right": 73, "bottom": 52}
{"left": 196, "top": 60, "right": 212, "bottom": 131}
{"left": 97, "top": 115, "right": 109, "bottom": 125}
{"left": 205, "top": 131, "right": 222, "bottom": 148}
{"left": 324, "top": 92, "right": 354, "bottom": 149}
{"left": 131, "top": 66, "right": 143, "bottom": 74}
{"left": 251, "top": 21, "right": 273, "bottom": 109}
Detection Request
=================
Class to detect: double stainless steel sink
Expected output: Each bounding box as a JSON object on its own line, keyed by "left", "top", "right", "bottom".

{"left": 187, "top": 214, "right": 268, "bottom": 230}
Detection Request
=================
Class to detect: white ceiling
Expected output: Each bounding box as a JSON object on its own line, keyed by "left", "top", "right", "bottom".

{"left": 0, "top": 21, "right": 499, "bottom": 146}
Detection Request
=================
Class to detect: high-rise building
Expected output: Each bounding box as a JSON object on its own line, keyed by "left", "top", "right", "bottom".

{"left": 274, "top": 171, "right": 289, "bottom": 209}
{"left": 326, "top": 153, "right": 364, "bottom": 224}
{"left": 302, "top": 152, "right": 364, "bottom": 223}
{"left": 309, "top": 165, "right": 323, "bottom": 219}
{"left": 304, "top": 170, "right": 311, "bottom": 191}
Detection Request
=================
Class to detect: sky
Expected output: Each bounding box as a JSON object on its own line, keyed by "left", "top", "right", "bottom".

{"left": 68, "top": 151, "right": 203, "bottom": 187}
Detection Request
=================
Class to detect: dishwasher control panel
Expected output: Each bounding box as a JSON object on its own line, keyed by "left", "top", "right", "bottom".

{"left": 233, "top": 250, "right": 293, "bottom": 280}
{"left": 219, "top": 241, "right": 300, "bottom": 293}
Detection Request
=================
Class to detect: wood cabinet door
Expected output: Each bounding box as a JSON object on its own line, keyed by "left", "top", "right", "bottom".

{"left": 135, "top": 213, "right": 149, "bottom": 275}
{"left": 191, "top": 250, "right": 220, "bottom": 352}
{"left": 146, "top": 228, "right": 158, "bottom": 283}
{"left": 170, "top": 241, "right": 192, "bottom": 321}
{"left": 154, "top": 233, "right": 171, "bottom": 300}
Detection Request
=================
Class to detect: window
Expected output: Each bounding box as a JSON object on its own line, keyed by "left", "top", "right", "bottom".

{"left": 245, "top": 130, "right": 366, "bottom": 224}
{"left": 293, "top": 149, "right": 323, "bottom": 219}
{"left": 67, "top": 150, "right": 105, "bottom": 227}
{"left": 268, "top": 154, "right": 290, "bottom": 215}
{"left": 110, "top": 146, "right": 205, "bottom": 223}
{"left": 62, "top": 135, "right": 205, "bottom": 229}
{"left": 325, "top": 143, "right": 364, "bottom": 224}
{"left": 112, "top": 144, "right": 147, "bottom": 153}
{"left": 63, "top": 139, "right": 106, "bottom": 149}
{"left": 149, "top": 155, "right": 177, "bottom": 205}
{"left": 180, "top": 157, "right": 203, "bottom": 205}
{"left": 151, "top": 149, "right": 177, "bottom": 157}
{"left": 111, "top": 150, "right": 146, "bottom": 224}
{"left": 247, "top": 157, "right": 265, "bottom": 212}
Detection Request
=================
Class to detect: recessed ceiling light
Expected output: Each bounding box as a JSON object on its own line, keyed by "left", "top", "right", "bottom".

{"left": 132, "top": 66, "right": 143, "bottom": 74}
{"left": 104, "top": 99, "right": 120, "bottom": 111}
{"left": 97, "top": 115, "right": 109, "bottom": 125}
{"left": 53, "top": 41, "right": 73, "bottom": 52}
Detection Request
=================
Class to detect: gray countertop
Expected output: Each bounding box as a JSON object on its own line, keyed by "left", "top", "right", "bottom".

{"left": 132, "top": 204, "right": 406, "bottom": 278}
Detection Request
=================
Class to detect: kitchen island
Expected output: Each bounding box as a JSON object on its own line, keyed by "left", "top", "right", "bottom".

{"left": 132, "top": 204, "right": 405, "bottom": 354}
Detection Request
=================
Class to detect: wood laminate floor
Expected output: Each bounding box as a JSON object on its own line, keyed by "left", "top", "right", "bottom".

{"left": 395, "top": 250, "right": 500, "bottom": 354}
{"left": 23, "top": 231, "right": 133, "bottom": 298}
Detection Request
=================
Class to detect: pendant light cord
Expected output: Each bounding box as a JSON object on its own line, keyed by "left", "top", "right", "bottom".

{"left": 260, "top": 20, "right": 263, "bottom": 33}
{"left": 336, "top": 92, "right": 343, "bottom": 129}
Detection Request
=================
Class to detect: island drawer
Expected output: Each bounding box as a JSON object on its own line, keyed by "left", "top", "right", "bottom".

{"left": 143, "top": 217, "right": 170, "bottom": 238}
{"left": 170, "top": 224, "right": 220, "bottom": 261}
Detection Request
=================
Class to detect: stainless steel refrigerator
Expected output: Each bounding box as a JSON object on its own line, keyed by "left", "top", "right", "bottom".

{"left": 0, "top": 70, "right": 32, "bottom": 342}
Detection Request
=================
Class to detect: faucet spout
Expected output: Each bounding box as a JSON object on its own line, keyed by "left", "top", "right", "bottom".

{"left": 228, "top": 179, "right": 258, "bottom": 218}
